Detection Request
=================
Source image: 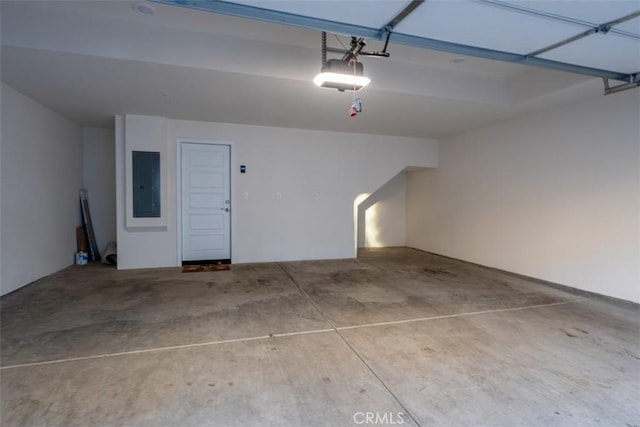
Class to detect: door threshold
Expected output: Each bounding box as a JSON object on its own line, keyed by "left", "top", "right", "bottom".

{"left": 182, "top": 259, "right": 231, "bottom": 266}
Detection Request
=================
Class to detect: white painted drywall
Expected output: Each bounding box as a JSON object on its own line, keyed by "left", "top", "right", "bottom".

{"left": 116, "top": 115, "right": 438, "bottom": 269}
{"left": 82, "top": 127, "right": 116, "bottom": 253}
{"left": 0, "top": 83, "right": 82, "bottom": 295}
{"left": 357, "top": 172, "right": 407, "bottom": 248}
{"left": 407, "top": 89, "right": 640, "bottom": 303}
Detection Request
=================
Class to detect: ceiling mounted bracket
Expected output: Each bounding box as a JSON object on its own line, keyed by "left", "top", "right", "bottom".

{"left": 380, "top": 25, "right": 393, "bottom": 55}
{"left": 603, "top": 75, "right": 640, "bottom": 95}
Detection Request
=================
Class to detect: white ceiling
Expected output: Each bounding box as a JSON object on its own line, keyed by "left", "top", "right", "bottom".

{"left": 1, "top": 0, "right": 634, "bottom": 138}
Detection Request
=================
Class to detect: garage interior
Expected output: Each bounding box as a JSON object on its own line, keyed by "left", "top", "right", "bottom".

{"left": 1, "top": 1, "right": 639, "bottom": 426}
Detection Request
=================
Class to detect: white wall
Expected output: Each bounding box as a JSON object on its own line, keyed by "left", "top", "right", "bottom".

{"left": 116, "top": 115, "right": 438, "bottom": 269}
{"left": 357, "top": 171, "right": 408, "bottom": 248}
{"left": 0, "top": 83, "right": 82, "bottom": 295}
{"left": 82, "top": 127, "right": 116, "bottom": 253}
{"left": 407, "top": 89, "right": 640, "bottom": 303}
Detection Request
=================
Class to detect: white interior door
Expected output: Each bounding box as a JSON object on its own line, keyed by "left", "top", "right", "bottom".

{"left": 181, "top": 143, "right": 231, "bottom": 262}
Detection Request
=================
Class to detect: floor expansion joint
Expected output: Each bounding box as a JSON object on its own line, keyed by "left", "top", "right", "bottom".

{"left": 277, "top": 262, "right": 423, "bottom": 427}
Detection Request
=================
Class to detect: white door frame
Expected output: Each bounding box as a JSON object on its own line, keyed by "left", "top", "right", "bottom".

{"left": 176, "top": 138, "right": 236, "bottom": 265}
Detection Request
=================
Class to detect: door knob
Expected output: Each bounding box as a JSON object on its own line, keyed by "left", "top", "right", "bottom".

{"left": 220, "top": 207, "right": 230, "bottom": 212}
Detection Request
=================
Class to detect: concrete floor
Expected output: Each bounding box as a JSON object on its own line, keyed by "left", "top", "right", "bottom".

{"left": 1, "top": 247, "right": 638, "bottom": 426}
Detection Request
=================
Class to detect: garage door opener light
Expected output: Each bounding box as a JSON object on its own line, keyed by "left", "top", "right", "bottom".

{"left": 313, "top": 32, "right": 386, "bottom": 92}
